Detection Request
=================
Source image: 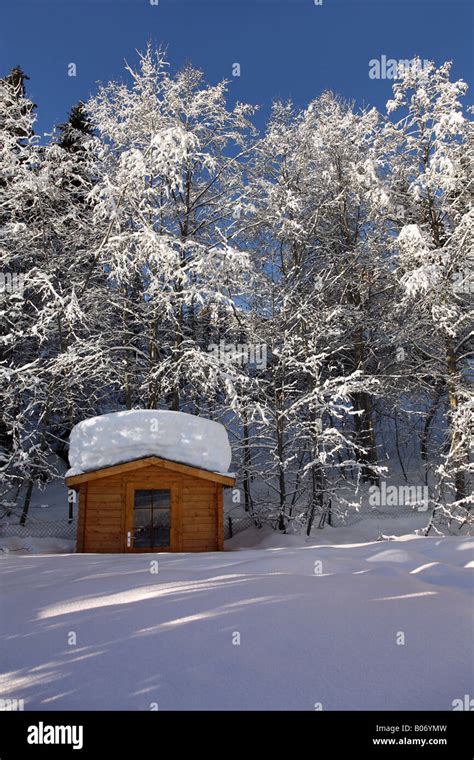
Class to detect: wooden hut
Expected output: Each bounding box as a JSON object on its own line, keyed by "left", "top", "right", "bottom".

{"left": 66, "top": 456, "right": 235, "bottom": 553}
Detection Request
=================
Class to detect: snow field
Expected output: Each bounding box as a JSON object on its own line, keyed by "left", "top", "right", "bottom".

{"left": 0, "top": 534, "right": 472, "bottom": 710}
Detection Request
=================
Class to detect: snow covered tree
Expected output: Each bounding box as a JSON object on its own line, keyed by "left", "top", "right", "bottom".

{"left": 1, "top": 48, "right": 471, "bottom": 537}
{"left": 385, "top": 59, "right": 473, "bottom": 527}
{"left": 0, "top": 68, "right": 104, "bottom": 520}
{"left": 57, "top": 101, "right": 94, "bottom": 154}
{"left": 0, "top": 67, "right": 38, "bottom": 490}
{"left": 85, "top": 46, "right": 257, "bottom": 416}
{"left": 240, "top": 93, "right": 392, "bottom": 529}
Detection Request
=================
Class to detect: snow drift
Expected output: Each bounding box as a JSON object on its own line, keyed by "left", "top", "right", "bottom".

{"left": 67, "top": 410, "right": 232, "bottom": 476}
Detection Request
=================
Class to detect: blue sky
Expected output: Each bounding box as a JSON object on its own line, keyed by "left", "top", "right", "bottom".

{"left": 1, "top": 0, "right": 472, "bottom": 136}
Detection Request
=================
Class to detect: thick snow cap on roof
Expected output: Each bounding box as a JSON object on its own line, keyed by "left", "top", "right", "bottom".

{"left": 67, "top": 410, "right": 232, "bottom": 476}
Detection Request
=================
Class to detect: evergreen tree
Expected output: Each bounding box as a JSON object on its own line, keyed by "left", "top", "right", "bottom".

{"left": 57, "top": 102, "right": 93, "bottom": 153}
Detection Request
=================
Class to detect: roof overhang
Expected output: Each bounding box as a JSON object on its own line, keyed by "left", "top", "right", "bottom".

{"left": 65, "top": 456, "right": 236, "bottom": 489}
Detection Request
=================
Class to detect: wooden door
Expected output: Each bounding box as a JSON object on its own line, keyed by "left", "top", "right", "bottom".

{"left": 125, "top": 480, "right": 179, "bottom": 552}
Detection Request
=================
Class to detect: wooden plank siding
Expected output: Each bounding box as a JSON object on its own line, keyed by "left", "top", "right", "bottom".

{"left": 66, "top": 456, "right": 234, "bottom": 487}
{"left": 75, "top": 462, "right": 233, "bottom": 553}
{"left": 76, "top": 484, "right": 87, "bottom": 552}
{"left": 82, "top": 475, "right": 123, "bottom": 553}
{"left": 180, "top": 476, "right": 217, "bottom": 552}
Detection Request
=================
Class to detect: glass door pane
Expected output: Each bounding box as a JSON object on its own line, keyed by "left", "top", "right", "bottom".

{"left": 133, "top": 489, "right": 171, "bottom": 549}
{"left": 151, "top": 490, "right": 171, "bottom": 547}
{"left": 133, "top": 490, "right": 153, "bottom": 548}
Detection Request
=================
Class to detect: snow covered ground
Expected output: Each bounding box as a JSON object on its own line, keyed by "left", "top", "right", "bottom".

{"left": 0, "top": 530, "right": 472, "bottom": 711}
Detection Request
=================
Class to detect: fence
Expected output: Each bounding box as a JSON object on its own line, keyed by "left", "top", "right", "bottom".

{"left": 3, "top": 506, "right": 429, "bottom": 545}
{"left": 0, "top": 518, "right": 77, "bottom": 541}
{"left": 0, "top": 511, "right": 254, "bottom": 544}
{"left": 224, "top": 514, "right": 261, "bottom": 540}
{"left": 310, "top": 504, "right": 435, "bottom": 529}
{"left": 2, "top": 517, "right": 253, "bottom": 543}
{"left": 222, "top": 506, "right": 421, "bottom": 537}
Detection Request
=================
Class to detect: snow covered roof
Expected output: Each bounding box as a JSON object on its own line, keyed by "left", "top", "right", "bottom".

{"left": 66, "top": 410, "right": 233, "bottom": 479}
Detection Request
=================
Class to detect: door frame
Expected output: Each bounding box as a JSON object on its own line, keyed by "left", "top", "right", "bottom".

{"left": 124, "top": 480, "right": 180, "bottom": 552}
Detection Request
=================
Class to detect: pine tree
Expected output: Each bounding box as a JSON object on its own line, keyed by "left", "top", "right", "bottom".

{"left": 57, "top": 102, "right": 93, "bottom": 153}
{"left": 0, "top": 65, "right": 39, "bottom": 509}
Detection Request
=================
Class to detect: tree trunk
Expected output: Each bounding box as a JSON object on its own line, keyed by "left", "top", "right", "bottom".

{"left": 19, "top": 479, "right": 34, "bottom": 525}
{"left": 351, "top": 327, "right": 379, "bottom": 484}
{"left": 351, "top": 390, "right": 379, "bottom": 485}
{"left": 242, "top": 412, "right": 252, "bottom": 512}
{"left": 445, "top": 337, "right": 466, "bottom": 501}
